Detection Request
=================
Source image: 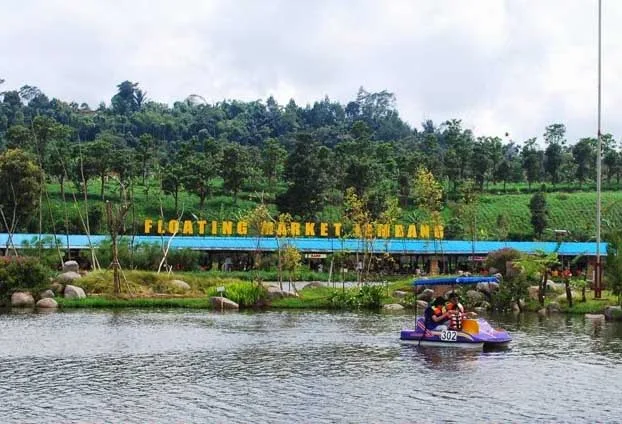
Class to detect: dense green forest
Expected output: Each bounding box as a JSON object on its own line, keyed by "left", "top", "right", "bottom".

{"left": 1, "top": 79, "right": 621, "bottom": 241}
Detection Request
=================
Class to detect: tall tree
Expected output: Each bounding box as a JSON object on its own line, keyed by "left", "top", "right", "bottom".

{"left": 529, "top": 187, "right": 548, "bottom": 239}
{"left": 543, "top": 123, "right": 566, "bottom": 186}
{"left": 276, "top": 133, "right": 332, "bottom": 218}
{"left": 572, "top": 138, "right": 596, "bottom": 187}
{"left": 521, "top": 138, "right": 543, "bottom": 190}
{"left": 0, "top": 149, "right": 42, "bottom": 232}
{"left": 221, "top": 143, "right": 255, "bottom": 203}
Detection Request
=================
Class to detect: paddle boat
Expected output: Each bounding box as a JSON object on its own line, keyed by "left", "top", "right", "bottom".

{"left": 399, "top": 276, "right": 512, "bottom": 349}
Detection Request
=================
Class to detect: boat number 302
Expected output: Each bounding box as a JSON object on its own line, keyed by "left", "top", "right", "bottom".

{"left": 440, "top": 330, "right": 458, "bottom": 341}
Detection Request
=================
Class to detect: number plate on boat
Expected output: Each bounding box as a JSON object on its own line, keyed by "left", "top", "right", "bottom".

{"left": 440, "top": 330, "right": 458, "bottom": 341}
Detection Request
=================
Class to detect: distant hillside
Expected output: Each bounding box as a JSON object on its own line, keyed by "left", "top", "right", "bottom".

{"left": 31, "top": 181, "right": 622, "bottom": 242}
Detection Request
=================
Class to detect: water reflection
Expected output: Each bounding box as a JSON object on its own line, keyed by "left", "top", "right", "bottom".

{"left": 409, "top": 345, "right": 483, "bottom": 371}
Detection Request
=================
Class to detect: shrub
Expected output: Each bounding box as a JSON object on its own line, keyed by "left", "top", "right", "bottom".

{"left": 327, "top": 285, "right": 384, "bottom": 310}
{"left": 206, "top": 282, "right": 265, "bottom": 308}
{"left": 0, "top": 257, "right": 51, "bottom": 304}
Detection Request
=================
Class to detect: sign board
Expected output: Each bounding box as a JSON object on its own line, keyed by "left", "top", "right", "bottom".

{"left": 216, "top": 286, "right": 225, "bottom": 293}
{"left": 305, "top": 253, "right": 327, "bottom": 259}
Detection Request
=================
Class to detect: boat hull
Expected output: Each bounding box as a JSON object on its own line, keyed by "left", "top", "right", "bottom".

{"left": 400, "top": 317, "right": 511, "bottom": 350}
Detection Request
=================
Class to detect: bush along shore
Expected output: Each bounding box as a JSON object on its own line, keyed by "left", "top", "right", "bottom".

{"left": 2, "top": 259, "right": 621, "bottom": 321}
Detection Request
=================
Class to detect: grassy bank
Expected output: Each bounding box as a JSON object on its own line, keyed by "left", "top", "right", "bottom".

{"left": 52, "top": 269, "right": 619, "bottom": 314}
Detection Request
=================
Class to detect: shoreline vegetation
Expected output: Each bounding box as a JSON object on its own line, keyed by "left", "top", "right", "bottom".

{"left": 51, "top": 269, "right": 618, "bottom": 316}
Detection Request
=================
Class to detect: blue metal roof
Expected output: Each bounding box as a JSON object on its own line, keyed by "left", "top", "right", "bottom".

{"left": 413, "top": 276, "right": 500, "bottom": 286}
{"left": 0, "top": 233, "right": 607, "bottom": 256}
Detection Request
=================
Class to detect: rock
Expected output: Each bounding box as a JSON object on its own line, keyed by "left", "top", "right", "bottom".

{"left": 265, "top": 286, "right": 283, "bottom": 299}
{"left": 169, "top": 280, "right": 191, "bottom": 291}
{"left": 281, "top": 290, "right": 299, "bottom": 298}
{"left": 64, "top": 285, "right": 86, "bottom": 299}
{"left": 511, "top": 301, "right": 520, "bottom": 313}
{"left": 476, "top": 282, "right": 499, "bottom": 294}
{"left": 11, "top": 292, "right": 35, "bottom": 308}
{"left": 585, "top": 314, "right": 605, "bottom": 320}
{"left": 303, "top": 282, "right": 324, "bottom": 289}
{"left": 393, "top": 290, "right": 409, "bottom": 298}
{"left": 416, "top": 300, "right": 429, "bottom": 309}
{"left": 604, "top": 306, "right": 622, "bottom": 322}
{"left": 36, "top": 298, "right": 58, "bottom": 308}
{"left": 40, "top": 289, "right": 55, "bottom": 299}
{"left": 537, "top": 308, "right": 547, "bottom": 317}
{"left": 57, "top": 271, "right": 81, "bottom": 283}
{"left": 62, "top": 260, "right": 79, "bottom": 273}
{"left": 528, "top": 286, "right": 540, "bottom": 300}
{"left": 383, "top": 304, "right": 404, "bottom": 311}
{"left": 417, "top": 289, "right": 434, "bottom": 302}
{"left": 466, "top": 289, "right": 485, "bottom": 304}
{"left": 210, "top": 296, "right": 239, "bottom": 310}
{"left": 546, "top": 302, "right": 561, "bottom": 313}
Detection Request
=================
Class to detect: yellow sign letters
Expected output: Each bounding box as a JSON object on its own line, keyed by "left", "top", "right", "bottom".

{"left": 143, "top": 219, "right": 444, "bottom": 239}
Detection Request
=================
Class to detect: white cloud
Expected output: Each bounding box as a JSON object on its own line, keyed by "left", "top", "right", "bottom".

{"left": 1, "top": 0, "right": 621, "bottom": 144}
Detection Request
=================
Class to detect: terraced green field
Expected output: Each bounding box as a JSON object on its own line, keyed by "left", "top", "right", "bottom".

{"left": 466, "top": 191, "right": 622, "bottom": 240}
{"left": 37, "top": 181, "right": 622, "bottom": 241}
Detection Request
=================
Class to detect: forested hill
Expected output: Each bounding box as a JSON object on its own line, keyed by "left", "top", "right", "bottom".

{"left": 1, "top": 80, "right": 620, "bottom": 240}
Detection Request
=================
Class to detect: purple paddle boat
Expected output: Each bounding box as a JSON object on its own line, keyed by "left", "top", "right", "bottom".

{"left": 400, "top": 276, "right": 512, "bottom": 349}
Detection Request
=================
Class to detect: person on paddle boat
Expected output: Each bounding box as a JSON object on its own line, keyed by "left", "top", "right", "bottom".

{"left": 445, "top": 292, "right": 477, "bottom": 330}
{"left": 424, "top": 296, "right": 451, "bottom": 331}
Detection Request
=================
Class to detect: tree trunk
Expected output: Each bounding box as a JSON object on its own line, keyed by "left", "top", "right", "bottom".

{"left": 60, "top": 175, "right": 65, "bottom": 200}
{"left": 100, "top": 174, "right": 105, "bottom": 200}
{"left": 538, "top": 270, "right": 547, "bottom": 306}
{"left": 564, "top": 278, "right": 573, "bottom": 308}
{"left": 112, "top": 233, "right": 121, "bottom": 296}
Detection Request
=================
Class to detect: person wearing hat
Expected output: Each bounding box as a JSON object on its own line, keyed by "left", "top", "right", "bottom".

{"left": 424, "top": 296, "right": 450, "bottom": 330}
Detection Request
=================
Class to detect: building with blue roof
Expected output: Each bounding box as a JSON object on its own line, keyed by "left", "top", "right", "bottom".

{"left": 1, "top": 233, "right": 605, "bottom": 275}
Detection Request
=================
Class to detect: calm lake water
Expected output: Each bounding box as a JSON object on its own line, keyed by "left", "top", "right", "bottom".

{"left": 1, "top": 308, "right": 621, "bottom": 423}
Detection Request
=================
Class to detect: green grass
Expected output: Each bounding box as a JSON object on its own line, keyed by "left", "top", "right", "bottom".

{"left": 269, "top": 286, "right": 335, "bottom": 308}
{"left": 57, "top": 296, "right": 214, "bottom": 309}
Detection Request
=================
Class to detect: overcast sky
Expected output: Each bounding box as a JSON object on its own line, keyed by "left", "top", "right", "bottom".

{"left": 1, "top": 0, "right": 620, "bottom": 144}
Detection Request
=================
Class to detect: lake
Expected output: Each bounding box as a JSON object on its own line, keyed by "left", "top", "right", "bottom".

{"left": 1, "top": 308, "right": 621, "bottom": 423}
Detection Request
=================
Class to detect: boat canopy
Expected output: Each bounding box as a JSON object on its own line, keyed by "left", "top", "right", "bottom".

{"left": 412, "top": 276, "right": 499, "bottom": 286}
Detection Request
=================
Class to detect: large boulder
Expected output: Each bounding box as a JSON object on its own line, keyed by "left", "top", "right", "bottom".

{"left": 64, "top": 285, "right": 86, "bottom": 299}
{"left": 393, "top": 290, "right": 409, "bottom": 298}
{"left": 57, "top": 272, "right": 81, "bottom": 283}
{"left": 62, "top": 260, "right": 79, "bottom": 273}
{"left": 210, "top": 296, "right": 239, "bottom": 310}
{"left": 417, "top": 289, "right": 434, "bottom": 302}
{"left": 416, "top": 300, "right": 429, "bottom": 309}
{"left": 40, "top": 289, "right": 55, "bottom": 299}
{"left": 466, "top": 289, "right": 485, "bottom": 304}
{"left": 36, "top": 298, "right": 58, "bottom": 309}
{"left": 476, "top": 282, "right": 499, "bottom": 294}
{"left": 546, "top": 302, "right": 561, "bottom": 313}
{"left": 303, "top": 282, "right": 324, "bottom": 289}
{"left": 383, "top": 304, "right": 404, "bottom": 311}
{"left": 11, "top": 292, "right": 35, "bottom": 308}
{"left": 169, "top": 280, "right": 191, "bottom": 291}
{"left": 265, "top": 286, "right": 283, "bottom": 299}
{"left": 604, "top": 306, "right": 622, "bottom": 322}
